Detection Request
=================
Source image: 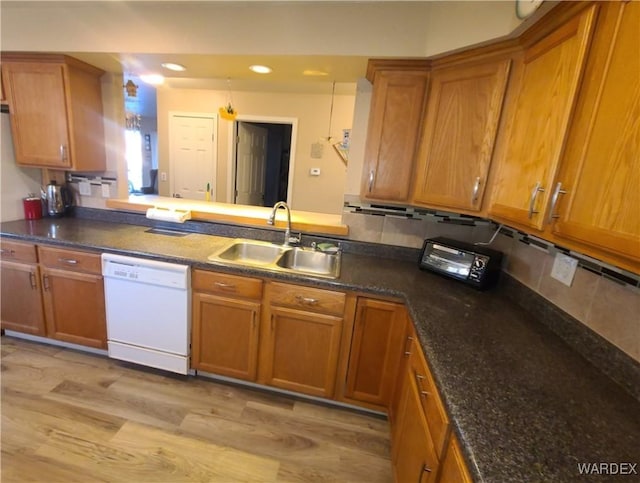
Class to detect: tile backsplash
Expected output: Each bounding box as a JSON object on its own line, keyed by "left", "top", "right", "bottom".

{"left": 343, "top": 203, "right": 640, "bottom": 363}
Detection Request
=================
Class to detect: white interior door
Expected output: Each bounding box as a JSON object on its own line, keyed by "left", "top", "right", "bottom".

{"left": 169, "top": 112, "right": 217, "bottom": 200}
{"left": 235, "top": 122, "right": 268, "bottom": 205}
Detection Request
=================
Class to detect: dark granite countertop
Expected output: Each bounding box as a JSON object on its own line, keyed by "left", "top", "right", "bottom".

{"left": 1, "top": 217, "right": 639, "bottom": 482}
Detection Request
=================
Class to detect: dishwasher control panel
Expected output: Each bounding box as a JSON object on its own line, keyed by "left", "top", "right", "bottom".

{"left": 101, "top": 253, "right": 190, "bottom": 289}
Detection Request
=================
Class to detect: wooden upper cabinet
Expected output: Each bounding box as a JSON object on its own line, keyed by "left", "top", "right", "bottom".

{"left": 549, "top": 1, "right": 640, "bottom": 264}
{"left": 488, "top": 5, "right": 597, "bottom": 231}
{"left": 361, "top": 61, "right": 430, "bottom": 202}
{"left": 1, "top": 53, "right": 106, "bottom": 171}
{"left": 411, "top": 57, "right": 511, "bottom": 213}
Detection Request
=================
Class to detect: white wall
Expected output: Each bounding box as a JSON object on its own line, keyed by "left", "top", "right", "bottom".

{"left": 0, "top": 114, "right": 42, "bottom": 222}
{"left": 157, "top": 85, "right": 355, "bottom": 214}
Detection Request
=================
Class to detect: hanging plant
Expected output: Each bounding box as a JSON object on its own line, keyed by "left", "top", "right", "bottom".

{"left": 219, "top": 78, "right": 238, "bottom": 121}
{"left": 219, "top": 102, "right": 237, "bottom": 121}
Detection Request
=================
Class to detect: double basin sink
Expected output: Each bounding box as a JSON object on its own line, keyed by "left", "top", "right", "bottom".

{"left": 208, "top": 239, "right": 341, "bottom": 279}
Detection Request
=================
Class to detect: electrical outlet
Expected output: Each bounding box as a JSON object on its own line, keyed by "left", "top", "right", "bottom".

{"left": 160, "top": 172, "right": 167, "bottom": 182}
{"left": 550, "top": 253, "right": 578, "bottom": 286}
{"left": 78, "top": 181, "right": 91, "bottom": 196}
{"left": 310, "top": 168, "right": 321, "bottom": 176}
{"left": 101, "top": 183, "right": 110, "bottom": 198}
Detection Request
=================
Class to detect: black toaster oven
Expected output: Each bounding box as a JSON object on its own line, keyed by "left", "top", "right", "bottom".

{"left": 418, "top": 237, "right": 503, "bottom": 290}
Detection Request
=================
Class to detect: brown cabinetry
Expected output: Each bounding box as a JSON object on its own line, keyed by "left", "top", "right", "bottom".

{"left": 361, "top": 60, "right": 430, "bottom": 202}
{"left": 1, "top": 53, "right": 106, "bottom": 171}
{"left": 38, "top": 245, "right": 106, "bottom": 348}
{"left": 412, "top": 57, "right": 511, "bottom": 213}
{"left": 489, "top": 5, "right": 597, "bottom": 231}
{"left": 548, "top": 1, "right": 640, "bottom": 266}
{"left": 344, "top": 298, "right": 407, "bottom": 408}
{"left": 191, "top": 270, "right": 262, "bottom": 381}
{"left": 439, "top": 436, "right": 473, "bottom": 483}
{"left": 0, "top": 240, "right": 45, "bottom": 336}
{"left": 259, "top": 282, "right": 345, "bottom": 398}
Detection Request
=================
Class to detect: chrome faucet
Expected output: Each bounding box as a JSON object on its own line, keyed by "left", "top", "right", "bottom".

{"left": 267, "top": 201, "right": 300, "bottom": 246}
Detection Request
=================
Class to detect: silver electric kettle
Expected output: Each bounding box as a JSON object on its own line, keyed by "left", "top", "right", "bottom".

{"left": 43, "top": 181, "right": 72, "bottom": 217}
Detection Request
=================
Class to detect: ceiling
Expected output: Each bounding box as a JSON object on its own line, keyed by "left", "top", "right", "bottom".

{"left": 71, "top": 52, "right": 370, "bottom": 117}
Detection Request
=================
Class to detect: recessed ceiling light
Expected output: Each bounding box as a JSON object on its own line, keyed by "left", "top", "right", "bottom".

{"left": 161, "top": 62, "right": 186, "bottom": 72}
{"left": 139, "top": 74, "right": 165, "bottom": 85}
{"left": 249, "top": 65, "right": 273, "bottom": 74}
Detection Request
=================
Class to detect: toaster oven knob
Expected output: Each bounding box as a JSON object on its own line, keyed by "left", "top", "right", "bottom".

{"left": 473, "top": 257, "right": 486, "bottom": 270}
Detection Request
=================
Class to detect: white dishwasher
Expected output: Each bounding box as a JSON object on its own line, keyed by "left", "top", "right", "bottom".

{"left": 101, "top": 253, "right": 191, "bottom": 375}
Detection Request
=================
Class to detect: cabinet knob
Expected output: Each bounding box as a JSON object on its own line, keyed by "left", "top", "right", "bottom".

{"left": 528, "top": 181, "right": 545, "bottom": 219}
{"left": 546, "top": 181, "right": 568, "bottom": 225}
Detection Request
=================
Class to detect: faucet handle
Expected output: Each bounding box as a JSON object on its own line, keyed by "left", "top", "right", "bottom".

{"left": 288, "top": 232, "right": 302, "bottom": 246}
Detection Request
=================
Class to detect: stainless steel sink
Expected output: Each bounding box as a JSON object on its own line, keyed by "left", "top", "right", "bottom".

{"left": 209, "top": 240, "right": 286, "bottom": 266}
{"left": 275, "top": 247, "right": 340, "bottom": 277}
{"left": 208, "top": 239, "right": 341, "bottom": 279}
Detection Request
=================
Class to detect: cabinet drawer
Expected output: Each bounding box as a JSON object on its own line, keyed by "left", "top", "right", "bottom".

{"left": 38, "top": 246, "right": 101, "bottom": 274}
{"left": 193, "top": 269, "right": 263, "bottom": 299}
{"left": 411, "top": 343, "right": 450, "bottom": 460}
{"left": 268, "top": 282, "right": 345, "bottom": 316}
{"left": 0, "top": 239, "right": 37, "bottom": 263}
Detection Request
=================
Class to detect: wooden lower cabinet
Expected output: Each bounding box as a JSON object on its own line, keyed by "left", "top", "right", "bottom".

{"left": 393, "top": 349, "right": 440, "bottom": 483}
{"left": 0, "top": 240, "right": 45, "bottom": 335}
{"left": 259, "top": 282, "right": 345, "bottom": 399}
{"left": 191, "top": 270, "right": 263, "bottom": 381}
{"left": 38, "top": 245, "right": 106, "bottom": 349}
{"left": 344, "top": 298, "right": 407, "bottom": 408}
{"left": 439, "top": 436, "right": 473, "bottom": 483}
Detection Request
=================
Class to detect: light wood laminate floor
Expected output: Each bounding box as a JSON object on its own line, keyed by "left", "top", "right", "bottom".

{"left": 0, "top": 336, "right": 392, "bottom": 482}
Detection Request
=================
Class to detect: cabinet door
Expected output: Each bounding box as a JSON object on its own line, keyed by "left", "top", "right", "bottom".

{"left": 191, "top": 292, "right": 260, "bottom": 381}
{"left": 412, "top": 58, "right": 511, "bottom": 212}
{"left": 0, "top": 261, "right": 45, "bottom": 336}
{"left": 489, "top": 6, "right": 597, "bottom": 230}
{"left": 260, "top": 305, "right": 342, "bottom": 398}
{"left": 393, "top": 356, "right": 439, "bottom": 483}
{"left": 1, "top": 62, "right": 71, "bottom": 168}
{"left": 344, "top": 298, "right": 406, "bottom": 407}
{"left": 362, "top": 70, "right": 429, "bottom": 202}
{"left": 439, "top": 436, "right": 473, "bottom": 483}
{"left": 550, "top": 1, "right": 640, "bottom": 263}
{"left": 41, "top": 267, "right": 107, "bottom": 348}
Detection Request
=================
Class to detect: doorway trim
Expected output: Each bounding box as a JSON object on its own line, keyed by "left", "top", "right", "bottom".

{"left": 168, "top": 110, "right": 217, "bottom": 199}
{"left": 227, "top": 114, "right": 298, "bottom": 205}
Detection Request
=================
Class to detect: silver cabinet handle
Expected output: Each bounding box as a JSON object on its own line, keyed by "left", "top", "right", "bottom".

{"left": 214, "top": 281, "right": 236, "bottom": 291}
{"left": 546, "top": 182, "right": 568, "bottom": 225}
{"left": 471, "top": 176, "right": 481, "bottom": 204}
{"left": 415, "top": 372, "right": 430, "bottom": 397}
{"left": 42, "top": 274, "right": 50, "bottom": 291}
{"left": 368, "top": 170, "right": 375, "bottom": 192}
{"left": 29, "top": 271, "right": 37, "bottom": 290}
{"left": 0, "top": 248, "right": 16, "bottom": 257}
{"left": 58, "top": 258, "right": 78, "bottom": 265}
{"left": 60, "top": 145, "right": 68, "bottom": 161}
{"left": 404, "top": 336, "right": 414, "bottom": 357}
{"left": 528, "top": 181, "right": 545, "bottom": 219}
{"left": 295, "top": 295, "right": 318, "bottom": 306}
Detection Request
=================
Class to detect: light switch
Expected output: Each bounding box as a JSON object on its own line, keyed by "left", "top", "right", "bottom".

{"left": 550, "top": 253, "right": 578, "bottom": 286}
{"left": 101, "top": 183, "right": 111, "bottom": 198}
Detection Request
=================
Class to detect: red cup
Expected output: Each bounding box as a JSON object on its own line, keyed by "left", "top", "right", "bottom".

{"left": 23, "top": 196, "right": 42, "bottom": 220}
